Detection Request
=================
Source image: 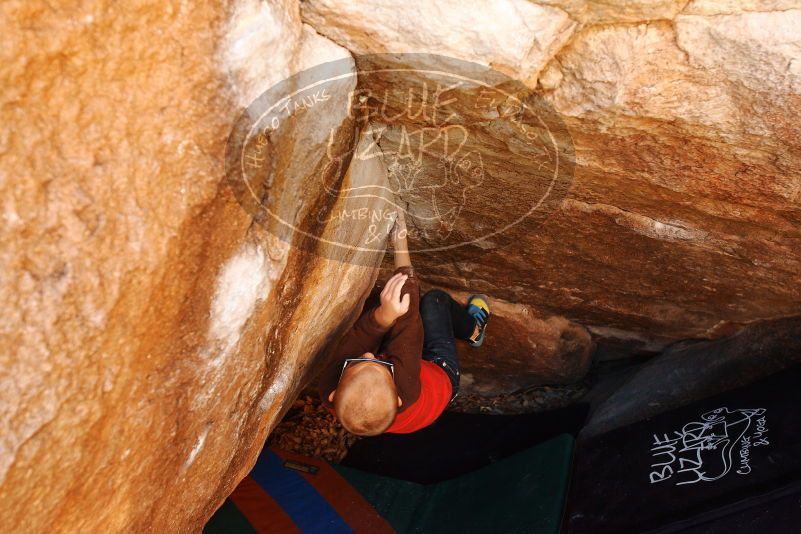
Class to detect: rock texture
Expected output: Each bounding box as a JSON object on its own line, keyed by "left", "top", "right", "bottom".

{"left": 2, "top": 0, "right": 801, "bottom": 531}
{"left": 302, "top": 0, "right": 801, "bottom": 347}
{"left": 581, "top": 315, "right": 801, "bottom": 439}
{"left": 445, "top": 290, "right": 594, "bottom": 395}
{"left": 0, "top": 1, "right": 386, "bottom": 532}
{"left": 301, "top": 0, "right": 577, "bottom": 87}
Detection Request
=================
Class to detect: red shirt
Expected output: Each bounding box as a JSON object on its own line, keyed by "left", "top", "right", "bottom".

{"left": 385, "top": 361, "right": 452, "bottom": 434}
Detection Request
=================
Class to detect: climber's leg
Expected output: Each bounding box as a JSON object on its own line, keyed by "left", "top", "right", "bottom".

{"left": 448, "top": 294, "right": 479, "bottom": 341}
{"left": 420, "top": 289, "right": 468, "bottom": 400}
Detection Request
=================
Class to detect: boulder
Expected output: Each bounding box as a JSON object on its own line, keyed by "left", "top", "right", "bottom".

{"left": 301, "top": 0, "right": 577, "bottom": 87}
{"left": 0, "top": 1, "right": 388, "bottom": 531}
{"left": 2, "top": 0, "right": 801, "bottom": 531}
{"left": 302, "top": 0, "right": 801, "bottom": 346}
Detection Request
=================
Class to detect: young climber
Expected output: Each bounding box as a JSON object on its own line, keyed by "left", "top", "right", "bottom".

{"left": 318, "top": 211, "right": 491, "bottom": 436}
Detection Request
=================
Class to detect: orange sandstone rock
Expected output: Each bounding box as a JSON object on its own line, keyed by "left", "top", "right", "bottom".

{"left": 2, "top": 0, "right": 801, "bottom": 531}
{"left": 0, "top": 0, "right": 385, "bottom": 532}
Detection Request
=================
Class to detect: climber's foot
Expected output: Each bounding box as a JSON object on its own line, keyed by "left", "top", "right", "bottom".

{"left": 467, "top": 294, "right": 490, "bottom": 347}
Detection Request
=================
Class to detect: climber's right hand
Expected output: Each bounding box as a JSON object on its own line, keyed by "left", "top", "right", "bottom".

{"left": 374, "top": 272, "right": 411, "bottom": 328}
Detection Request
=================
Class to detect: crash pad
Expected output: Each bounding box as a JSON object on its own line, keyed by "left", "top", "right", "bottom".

{"left": 204, "top": 448, "right": 393, "bottom": 534}
{"left": 335, "top": 433, "right": 575, "bottom": 533}
{"left": 341, "top": 404, "right": 588, "bottom": 484}
{"left": 567, "top": 365, "right": 801, "bottom": 533}
{"left": 206, "top": 434, "right": 575, "bottom": 534}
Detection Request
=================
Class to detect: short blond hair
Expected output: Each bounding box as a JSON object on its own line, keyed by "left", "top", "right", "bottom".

{"left": 334, "top": 365, "right": 398, "bottom": 436}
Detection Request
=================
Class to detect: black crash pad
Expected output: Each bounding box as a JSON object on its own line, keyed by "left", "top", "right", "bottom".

{"left": 341, "top": 403, "right": 588, "bottom": 484}
{"left": 335, "top": 433, "right": 575, "bottom": 534}
{"left": 566, "top": 365, "right": 801, "bottom": 533}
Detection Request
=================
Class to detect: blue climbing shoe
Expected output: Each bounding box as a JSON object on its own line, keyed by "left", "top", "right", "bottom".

{"left": 467, "top": 294, "right": 490, "bottom": 347}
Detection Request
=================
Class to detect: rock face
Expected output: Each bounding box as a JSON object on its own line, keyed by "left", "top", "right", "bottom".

{"left": 444, "top": 290, "right": 593, "bottom": 395}
{"left": 0, "top": 1, "right": 387, "bottom": 532}
{"left": 302, "top": 0, "right": 801, "bottom": 347}
{"left": 1, "top": 0, "right": 800, "bottom": 532}
{"left": 300, "top": 0, "right": 578, "bottom": 88}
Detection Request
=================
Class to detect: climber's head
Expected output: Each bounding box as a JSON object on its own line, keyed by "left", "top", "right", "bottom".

{"left": 329, "top": 352, "right": 400, "bottom": 436}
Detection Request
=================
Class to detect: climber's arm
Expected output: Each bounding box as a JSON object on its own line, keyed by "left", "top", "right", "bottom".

{"left": 317, "top": 272, "right": 412, "bottom": 405}
{"left": 317, "top": 299, "right": 393, "bottom": 405}
{"left": 380, "top": 210, "right": 423, "bottom": 402}
{"left": 392, "top": 209, "right": 411, "bottom": 269}
{"left": 319, "top": 213, "right": 416, "bottom": 406}
{"left": 382, "top": 266, "right": 423, "bottom": 404}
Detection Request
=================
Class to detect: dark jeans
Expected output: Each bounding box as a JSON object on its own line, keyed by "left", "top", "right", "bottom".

{"left": 420, "top": 289, "right": 477, "bottom": 401}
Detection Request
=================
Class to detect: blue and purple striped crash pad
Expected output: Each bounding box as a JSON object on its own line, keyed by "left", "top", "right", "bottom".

{"left": 204, "top": 447, "right": 393, "bottom": 534}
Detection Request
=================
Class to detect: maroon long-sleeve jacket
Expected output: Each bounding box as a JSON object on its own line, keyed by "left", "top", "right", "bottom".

{"left": 317, "top": 266, "right": 452, "bottom": 433}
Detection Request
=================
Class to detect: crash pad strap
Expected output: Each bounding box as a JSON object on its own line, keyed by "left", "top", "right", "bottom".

{"left": 228, "top": 476, "right": 300, "bottom": 533}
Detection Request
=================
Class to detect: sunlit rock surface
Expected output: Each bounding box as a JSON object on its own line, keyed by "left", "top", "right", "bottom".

{"left": 1, "top": 0, "right": 800, "bottom": 531}
{"left": 0, "top": 1, "right": 386, "bottom": 532}
{"left": 301, "top": 0, "right": 577, "bottom": 87}
{"left": 302, "top": 0, "right": 801, "bottom": 346}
